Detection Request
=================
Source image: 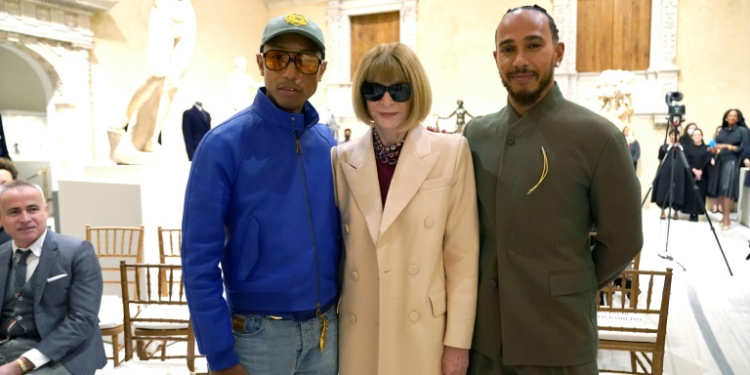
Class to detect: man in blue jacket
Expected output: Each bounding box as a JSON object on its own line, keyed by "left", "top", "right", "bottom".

{"left": 181, "top": 13, "right": 339, "bottom": 375}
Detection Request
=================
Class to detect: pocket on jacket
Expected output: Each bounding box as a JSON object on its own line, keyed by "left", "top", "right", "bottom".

{"left": 226, "top": 215, "right": 260, "bottom": 281}
{"left": 548, "top": 266, "right": 597, "bottom": 296}
{"left": 419, "top": 175, "right": 453, "bottom": 191}
{"left": 428, "top": 288, "right": 446, "bottom": 317}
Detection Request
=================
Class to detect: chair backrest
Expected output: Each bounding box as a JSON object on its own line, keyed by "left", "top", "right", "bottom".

{"left": 119, "top": 261, "right": 189, "bottom": 326}
{"left": 597, "top": 268, "right": 673, "bottom": 346}
{"left": 86, "top": 225, "right": 144, "bottom": 297}
{"left": 157, "top": 227, "right": 181, "bottom": 264}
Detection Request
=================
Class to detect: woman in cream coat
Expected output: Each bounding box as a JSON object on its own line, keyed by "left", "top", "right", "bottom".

{"left": 332, "top": 43, "right": 479, "bottom": 375}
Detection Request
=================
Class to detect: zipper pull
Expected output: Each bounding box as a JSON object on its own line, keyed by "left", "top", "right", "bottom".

{"left": 296, "top": 138, "right": 301, "bottom": 154}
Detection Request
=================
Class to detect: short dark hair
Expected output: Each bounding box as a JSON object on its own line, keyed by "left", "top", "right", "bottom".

{"left": 501, "top": 4, "right": 560, "bottom": 44}
{"left": 0, "top": 158, "right": 18, "bottom": 180}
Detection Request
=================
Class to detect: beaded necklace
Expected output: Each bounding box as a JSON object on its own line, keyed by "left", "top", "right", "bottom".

{"left": 373, "top": 130, "right": 406, "bottom": 166}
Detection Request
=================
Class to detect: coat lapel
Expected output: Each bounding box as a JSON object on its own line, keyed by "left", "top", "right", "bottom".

{"left": 0, "top": 245, "right": 11, "bottom": 303}
{"left": 340, "top": 129, "right": 383, "bottom": 246}
{"left": 34, "top": 233, "right": 59, "bottom": 309}
{"left": 380, "top": 125, "right": 439, "bottom": 238}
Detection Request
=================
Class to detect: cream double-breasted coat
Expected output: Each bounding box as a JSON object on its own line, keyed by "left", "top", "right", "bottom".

{"left": 332, "top": 125, "right": 479, "bottom": 375}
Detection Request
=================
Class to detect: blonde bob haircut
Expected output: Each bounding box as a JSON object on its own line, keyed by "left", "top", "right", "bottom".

{"left": 352, "top": 42, "right": 432, "bottom": 131}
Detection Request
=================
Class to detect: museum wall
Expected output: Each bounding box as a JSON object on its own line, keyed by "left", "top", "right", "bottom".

{"left": 90, "top": 0, "right": 268, "bottom": 163}
{"left": 4, "top": 0, "right": 743, "bottom": 188}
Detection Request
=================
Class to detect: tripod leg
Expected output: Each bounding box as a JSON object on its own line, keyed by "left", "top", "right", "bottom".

{"left": 678, "top": 149, "right": 733, "bottom": 275}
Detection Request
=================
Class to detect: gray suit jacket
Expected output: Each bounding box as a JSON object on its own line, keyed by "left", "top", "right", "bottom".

{"left": 0, "top": 231, "right": 106, "bottom": 375}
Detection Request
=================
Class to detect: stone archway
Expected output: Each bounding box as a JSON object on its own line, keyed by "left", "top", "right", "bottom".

{"left": 0, "top": 0, "right": 118, "bottom": 185}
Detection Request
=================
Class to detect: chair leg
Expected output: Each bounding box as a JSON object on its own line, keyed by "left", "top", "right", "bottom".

{"left": 652, "top": 352, "right": 664, "bottom": 375}
{"left": 188, "top": 324, "right": 196, "bottom": 373}
{"left": 630, "top": 351, "right": 637, "bottom": 373}
{"left": 137, "top": 340, "right": 146, "bottom": 360}
{"left": 112, "top": 334, "right": 120, "bottom": 366}
{"left": 161, "top": 340, "right": 167, "bottom": 362}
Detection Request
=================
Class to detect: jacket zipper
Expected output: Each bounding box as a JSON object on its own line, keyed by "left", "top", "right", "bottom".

{"left": 292, "top": 127, "right": 323, "bottom": 315}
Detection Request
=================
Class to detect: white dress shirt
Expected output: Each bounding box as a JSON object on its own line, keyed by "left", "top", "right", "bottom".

{"left": 12, "top": 230, "right": 51, "bottom": 368}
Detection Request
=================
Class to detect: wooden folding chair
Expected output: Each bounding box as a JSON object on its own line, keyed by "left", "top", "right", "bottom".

{"left": 120, "top": 261, "right": 197, "bottom": 373}
{"left": 597, "top": 268, "right": 674, "bottom": 375}
{"left": 157, "top": 227, "right": 182, "bottom": 262}
{"left": 86, "top": 225, "right": 144, "bottom": 367}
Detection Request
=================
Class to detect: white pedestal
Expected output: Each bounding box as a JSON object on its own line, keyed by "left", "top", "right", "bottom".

{"left": 739, "top": 168, "right": 750, "bottom": 226}
{"left": 57, "top": 163, "right": 191, "bottom": 264}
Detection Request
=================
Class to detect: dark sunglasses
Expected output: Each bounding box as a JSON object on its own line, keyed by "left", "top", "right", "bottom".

{"left": 262, "top": 50, "right": 321, "bottom": 75}
{"left": 361, "top": 82, "right": 412, "bottom": 102}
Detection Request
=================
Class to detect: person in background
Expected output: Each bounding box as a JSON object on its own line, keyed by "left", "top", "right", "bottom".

{"left": 679, "top": 122, "right": 698, "bottom": 147}
{"left": 707, "top": 125, "right": 722, "bottom": 213}
{"left": 342, "top": 128, "right": 352, "bottom": 143}
{"left": 652, "top": 129, "right": 684, "bottom": 220}
{"left": 681, "top": 128, "right": 712, "bottom": 222}
{"left": 0, "top": 157, "right": 17, "bottom": 245}
{"left": 707, "top": 109, "right": 749, "bottom": 230}
{"left": 0, "top": 181, "right": 106, "bottom": 375}
{"left": 623, "top": 126, "right": 640, "bottom": 170}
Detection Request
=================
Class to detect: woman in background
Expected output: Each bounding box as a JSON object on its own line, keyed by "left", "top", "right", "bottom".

{"left": 707, "top": 109, "right": 749, "bottom": 229}
{"left": 682, "top": 128, "right": 712, "bottom": 221}
{"left": 623, "top": 126, "right": 640, "bottom": 170}
{"left": 652, "top": 129, "right": 684, "bottom": 220}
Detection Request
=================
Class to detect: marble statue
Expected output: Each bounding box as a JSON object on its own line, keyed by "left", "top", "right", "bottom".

{"left": 108, "top": 0, "right": 196, "bottom": 164}
{"left": 596, "top": 69, "right": 635, "bottom": 129}
{"left": 226, "top": 56, "right": 259, "bottom": 113}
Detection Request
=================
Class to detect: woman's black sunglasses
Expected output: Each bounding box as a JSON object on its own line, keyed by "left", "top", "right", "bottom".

{"left": 361, "top": 82, "right": 412, "bottom": 102}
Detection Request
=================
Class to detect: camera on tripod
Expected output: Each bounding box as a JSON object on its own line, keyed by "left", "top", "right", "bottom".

{"left": 665, "top": 91, "right": 685, "bottom": 126}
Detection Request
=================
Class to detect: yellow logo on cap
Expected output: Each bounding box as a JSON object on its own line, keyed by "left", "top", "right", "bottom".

{"left": 285, "top": 13, "right": 309, "bottom": 27}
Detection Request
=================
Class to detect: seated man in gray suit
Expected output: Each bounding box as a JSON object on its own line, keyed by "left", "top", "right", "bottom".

{"left": 0, "top": 181, "right": 105, "bottom": 375}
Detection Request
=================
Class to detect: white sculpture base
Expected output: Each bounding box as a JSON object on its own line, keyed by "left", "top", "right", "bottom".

{"left": 107, "top": 129, "right": 164, "bottom": 165}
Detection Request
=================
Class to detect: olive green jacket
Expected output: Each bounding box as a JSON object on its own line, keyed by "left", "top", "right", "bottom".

{"left": 464, "top": 84, "right": 642, "bottom": 366}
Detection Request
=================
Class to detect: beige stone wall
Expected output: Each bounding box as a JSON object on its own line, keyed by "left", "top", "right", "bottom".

{"left": 90, "top": 0, "right": 267, "bottom": 162}
{"left": 418, "top": 0, "right": 553, "bottom": 122}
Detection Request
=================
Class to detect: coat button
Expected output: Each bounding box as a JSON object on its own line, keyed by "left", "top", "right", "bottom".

{"left": 489, "top": 280, "right": 498, "bottom": 288}
{"left": 349, "top": 314, "right": 357, "bottom": 323}
{"left": 506, "top": 136, "right": 515, "bottom": 145}
{"left": 351, "top": 271, "right": 359, "bottom": 280}
{"left": 291, "top": 117, "right": 296, "bottom": 121}
{"left": 408, "top": 265, "right": 419, "bottom": 275}
{"left": 424, "top": 217, "right": 434, "bottom": 228}
{"left": 409, "top": 312, "right": 420, "bottom": 322}
{"left": 345, "top": 224, "right": 350, "bottom": 234}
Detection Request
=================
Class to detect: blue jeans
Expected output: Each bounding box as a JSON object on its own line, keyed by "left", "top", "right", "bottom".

{"left": 233, "top": 306, "right": 338, "bottom": 375}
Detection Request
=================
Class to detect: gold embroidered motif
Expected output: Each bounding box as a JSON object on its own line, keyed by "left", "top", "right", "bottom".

{"left": 527, "top": 146, "right": 548, "bottom": 195}
{"left": 285, "top": 13, "right": 309, "bottom": 27}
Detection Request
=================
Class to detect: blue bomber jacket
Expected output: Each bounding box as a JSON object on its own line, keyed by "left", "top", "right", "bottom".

{"left": 181, "top": 89, "right": 340, "bottom": 370}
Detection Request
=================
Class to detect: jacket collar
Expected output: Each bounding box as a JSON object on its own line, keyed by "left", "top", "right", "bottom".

{"left": 252, "top": 87, "right": 320, "bottom": 132}
{"left": 501, "top": 82, "right": 565, "bottom": 136}
{"left": 340, "top": 125, "right": 439, "bottom": 245}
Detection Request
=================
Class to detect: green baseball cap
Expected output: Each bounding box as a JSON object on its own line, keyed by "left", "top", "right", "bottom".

{"left": 260, "top": 13, "right": 326, "bottom": 60}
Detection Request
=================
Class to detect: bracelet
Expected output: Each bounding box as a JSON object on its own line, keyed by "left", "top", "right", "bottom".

{"left": 16, "top": 358, "right": 28, "bottom": 373}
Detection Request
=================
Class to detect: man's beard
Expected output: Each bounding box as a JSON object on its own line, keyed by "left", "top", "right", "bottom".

{"left": 501, "top": 61, "right": 555, "bottom": 107}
